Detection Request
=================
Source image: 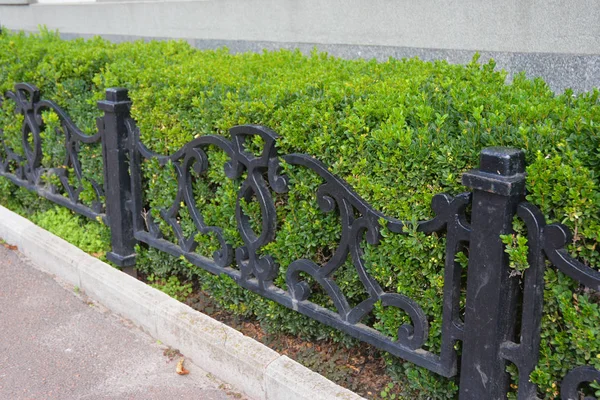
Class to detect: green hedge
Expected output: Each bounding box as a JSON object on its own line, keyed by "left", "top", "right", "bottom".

{"left": 1, "top": 28, "right": 599, "bottom": 399}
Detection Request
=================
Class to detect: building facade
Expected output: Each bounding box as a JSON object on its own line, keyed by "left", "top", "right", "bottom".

{"left": 1, "top": 0, "right": 599, "bottom": 93}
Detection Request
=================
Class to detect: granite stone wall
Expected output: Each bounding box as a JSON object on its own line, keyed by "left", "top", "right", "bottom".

{"left": 1, "top": 0, "right": 599, "bottom": 92}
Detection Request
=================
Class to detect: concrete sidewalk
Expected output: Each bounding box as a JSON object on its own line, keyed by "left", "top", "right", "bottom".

{"left": 0, "top": 205, "right": 363, "bottom": 400}
{"left": 0, "top": 244, "right": 247, "bottom": 400}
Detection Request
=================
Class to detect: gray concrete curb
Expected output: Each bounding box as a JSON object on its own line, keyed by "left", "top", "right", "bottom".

{"left": 0, "top": 205, "right": 364, "bottom": 400}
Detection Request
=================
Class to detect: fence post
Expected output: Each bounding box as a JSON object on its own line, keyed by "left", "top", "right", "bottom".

{"left": 97, "top": 88, "right": 136, "bottom": 275}
{"left": 458, "top": 147, "right": 526, "bottom": 399}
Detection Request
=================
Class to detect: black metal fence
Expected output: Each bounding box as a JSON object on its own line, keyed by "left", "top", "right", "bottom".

{"left": 2, "top": 83, "right": 600, "bottom": 399}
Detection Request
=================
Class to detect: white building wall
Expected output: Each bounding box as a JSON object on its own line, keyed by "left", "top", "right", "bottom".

{"left": 1, "top": 0, "right": 599, "bottom": 92}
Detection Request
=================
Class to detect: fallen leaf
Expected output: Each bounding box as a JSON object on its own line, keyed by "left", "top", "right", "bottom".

{"left": 176, "top": 358, "right": 189, "bottom": 375}
{"left": 3, "top": 243, "right": 17, "bottom": 250}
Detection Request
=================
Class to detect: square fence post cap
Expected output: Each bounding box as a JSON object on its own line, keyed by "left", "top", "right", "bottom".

{"left": 479, "top": 147, "right": 525, "bottom": 176}
{"left": 462, "top": 147, "right": 526, "bottom": 196}
{"left": 105, "top": 88, "right": 129, "bottom": 103}
{"left": 98, "top": 88, "right": 131, "bottom": 112}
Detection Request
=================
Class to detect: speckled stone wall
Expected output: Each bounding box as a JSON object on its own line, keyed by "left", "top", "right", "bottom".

{"left": 1, "top": 0, "right": 599, "bottom": 93}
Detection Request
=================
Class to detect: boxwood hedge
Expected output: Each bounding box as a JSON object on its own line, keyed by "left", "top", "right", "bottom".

{"left": 1, "top": 28, "right": 599, "bottom": 399}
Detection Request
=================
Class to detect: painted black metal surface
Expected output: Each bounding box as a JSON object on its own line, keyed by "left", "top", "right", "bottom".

{"left": 2, "top": 84, "right": 600, "bottom": 399}
{"left": 0, "top": 83, "right": 105, "bottom": 221}
{"left": 496, "top": 200, "right": 600, "bottom": 400}
{"left": 124, "top": 113, "right": 470, "bottom": 377}
{"left": 459, "top": 148, "right": 526, "bottom": 399}
{"left": 97, "top": 88, "right": 137, "bottom": 269}
{"left": 561, "top": 366, "right": 600, "bottom": 400}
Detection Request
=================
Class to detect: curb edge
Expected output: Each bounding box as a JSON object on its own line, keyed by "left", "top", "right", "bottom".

{"left": 0, "top": 205, "right": 365, "bottom": 400}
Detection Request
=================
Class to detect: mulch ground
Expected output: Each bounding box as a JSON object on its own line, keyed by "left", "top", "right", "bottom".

{"left": 182, "top": 289, "right": 410, "bottom": 400}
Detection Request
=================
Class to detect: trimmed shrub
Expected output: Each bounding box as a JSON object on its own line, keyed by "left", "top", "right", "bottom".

{"left": 1, "top": 28, "right": 599, "bottom": 399}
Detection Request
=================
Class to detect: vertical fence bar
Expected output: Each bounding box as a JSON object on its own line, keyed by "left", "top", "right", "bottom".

{"left": 458, "top": 147, "right": 526, "bottom": 399}
{"left": 98, "top": 88, "right": 136, "bottom": 275}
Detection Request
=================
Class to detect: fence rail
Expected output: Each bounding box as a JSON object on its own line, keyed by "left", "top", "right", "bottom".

{"left": 1, "top": 83, "right": 599, "bottom": 400}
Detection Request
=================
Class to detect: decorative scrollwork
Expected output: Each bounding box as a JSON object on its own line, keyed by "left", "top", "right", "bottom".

{"left": 279, "top": 155, "right": 471, "bottom": 376}
{"left": 128, "top": 123, "right": 472, "bottom": 377}
{"left": 499, "top": 202, "right": 548, "bottom": 400}
{"left": 7, "top": 84, "right": 597, "bottom": 397}
{"left": 126, "top": 119, "right": 235, "bottom": 270}
{"left": 283, "top": 154, "right": 471, "bottom": 352}
{"left": 544, "top": 223, "right": 600, "bottom": 291}
{"left": 0, "top": 83, "right": 105, "bottom": 220}
{"left": 230, "top": 125, "right": 280, "bottom": 288}
{"left": 499, "top": 202, "right": 600, "bottom": 399}
{"left": 561, "top": 366, "right": 600, "bottom": 400}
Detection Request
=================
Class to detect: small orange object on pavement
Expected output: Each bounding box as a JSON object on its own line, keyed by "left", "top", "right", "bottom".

{"left": 176, "top": 358, "right": 189, "bottom": 375}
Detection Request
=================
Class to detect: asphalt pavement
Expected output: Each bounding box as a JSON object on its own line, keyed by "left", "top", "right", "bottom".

{"left": 0, "top": 243, "right": 248, "bottom": 400}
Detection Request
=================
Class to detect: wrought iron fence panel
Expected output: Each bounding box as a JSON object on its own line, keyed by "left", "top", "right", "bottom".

{"left": 125, "top": 116, "right": 471, "bottom": 377}
{"left": 0, "top": 83, "right": 105, "bottom": 221}
{"left": 2, "top": 84, "right": 599, "bottom": 399}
